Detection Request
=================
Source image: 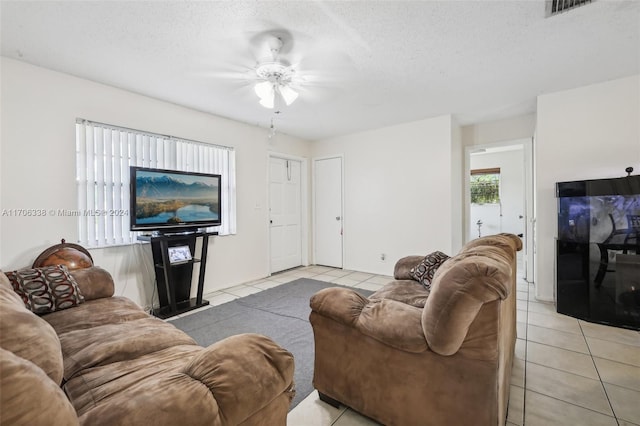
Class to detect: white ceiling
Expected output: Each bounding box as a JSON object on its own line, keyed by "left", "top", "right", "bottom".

{"left": 1, "top": 1, "right": 638, "bottom": 141}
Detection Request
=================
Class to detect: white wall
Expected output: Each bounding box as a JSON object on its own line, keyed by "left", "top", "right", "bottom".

{"left": 535, "top": 74, "right": 640, "bottom": 302}
{"left": 469, "top": 148, "right": 525, "bottom": 239}
{"left": 311, "top": 115, "right": 460, "bottom": 276}
{"left": 462, "top": 113, "right": 536, "bottom": 148}
{"left": 0, "top": 57, "right": 312, "bottom": 308}
{"left": 462, "top": 116, "right": 535, "bottom": 283}
{"left": 450, "top": 118, "right": 464, "bottom": 252}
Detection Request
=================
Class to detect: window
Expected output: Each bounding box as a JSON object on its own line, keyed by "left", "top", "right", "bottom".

{"left": 470, "top": 168, "right": 501, "bottom": 204}
{"left": 76, "top": 119, "right": 236, "bottom": 248}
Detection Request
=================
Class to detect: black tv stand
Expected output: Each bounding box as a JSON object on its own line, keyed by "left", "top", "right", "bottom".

{"left": 138, "top": 231, "right": 217, "bottom": 319}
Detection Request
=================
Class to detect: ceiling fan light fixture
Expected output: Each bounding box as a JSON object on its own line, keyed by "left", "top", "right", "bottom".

{"left": 255, "top": 81, "right": 275, "bottom": 109}
{"left": 254, "top": 60, "right": 298, "bottom": 108}
{"left": 255, "top": 61, "right": 291, "bottom": 81}
{"left": 278, "top": 84, "right": 298, "bottom": 106}
{"left": 254, "top": 80, "right": 274, "bottom": 100}
{"left": 259, "top": 96, "right": 275, "bottom": 109}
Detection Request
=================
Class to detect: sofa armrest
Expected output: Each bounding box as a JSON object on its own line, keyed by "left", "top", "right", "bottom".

{"left": 423, "top": 254, "right": 511, "bottom": 356}
{"left": 69, "top": 267, "right": 114, "bottom": 300}
{"left": 462, "top": 233, "right": 522, "bottom": 255}
{"left": 1, "top": 348, "right": 78, "bottom": 426}
{"left": 393, "top": 255, "right": 423, "bottom": 280}
{"left": 182, "top": 333, "right": 295, "bottom": 425}
{"left": 310, "top": 287, "right": 369, "bottom": 326}
{"left": 310, "top": 287, "right": 428, "bottom": 353}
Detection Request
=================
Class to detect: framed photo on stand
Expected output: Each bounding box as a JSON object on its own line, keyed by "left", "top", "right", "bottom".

{"left": 167, "top": 245, "right": 192, "bottom": 264}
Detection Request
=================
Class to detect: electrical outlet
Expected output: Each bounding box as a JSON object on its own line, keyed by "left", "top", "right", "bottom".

{"left": 380, "top": 253, "right": 386, "bottom": 261}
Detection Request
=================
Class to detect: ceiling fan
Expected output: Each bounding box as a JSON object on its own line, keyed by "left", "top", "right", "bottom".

{"left": 253, "top": 35, "right": 300, "bottom": 109}
{"left": 194, "top": 28, "right": 350, "bottom": 111}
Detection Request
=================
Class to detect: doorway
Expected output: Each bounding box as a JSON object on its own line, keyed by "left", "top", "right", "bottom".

{"left": 465, "top": 139, "right": 534, "bottom": 282}
{"left": 313, "top": 156, "right": 343, "bottom": 268}
{"left": 269, "top": 155, "right": 306, "bottom": 273}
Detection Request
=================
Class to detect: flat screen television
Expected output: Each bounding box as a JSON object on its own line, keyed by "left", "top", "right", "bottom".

{"left": 130, "top": 166, "right": 221, "bottom": 233}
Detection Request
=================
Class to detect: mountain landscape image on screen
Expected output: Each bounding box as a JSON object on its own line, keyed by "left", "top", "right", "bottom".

{"left": 135, "top": 173, "right": 219, "bottom": 225}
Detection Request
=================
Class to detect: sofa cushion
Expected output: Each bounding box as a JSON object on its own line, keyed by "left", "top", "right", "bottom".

{"left": 370, "top": 280, "right": 430, "bottom": 308}
{"left": 43, "top": 296, "right": 150, "bottom": 334}
{"left": 55, "top": 315, "right": 198, "bottom": 379}
{"left": 0, "top": 348, "right": 79, "bottom": 426}
{"left": 0, "top": 272, "right": 65, "bottom": 384}
{"left": 6, "top": 265, "right": 85, "bottom": 314}
{"left": 64, "top": 345, "right": 202, "bottom": 417}
{"left": 69, "top": 266, "right": 115, "bottom": 301}
{"left": 310, "top": 288, "right": 428, "bottom": 353}
{"left": 409, "top": 251, "right": 450, "bottom": 289}
{"left": 393, "top": 255, "right": 425, "bottom": 280}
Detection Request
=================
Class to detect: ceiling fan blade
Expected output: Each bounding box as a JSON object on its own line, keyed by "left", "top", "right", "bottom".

{"left": 187, "top": 59, "right": 258, "bottom": 82}
{"left": 192, "top": 69, "right": 256, "bottom": 81}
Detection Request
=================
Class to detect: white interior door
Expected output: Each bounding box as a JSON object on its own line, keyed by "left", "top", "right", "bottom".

{"left": 270, "top": 157, "right": 302, "bottom": 273}
{"left": 314, "top": 156, "right": 343, "bottom": 268}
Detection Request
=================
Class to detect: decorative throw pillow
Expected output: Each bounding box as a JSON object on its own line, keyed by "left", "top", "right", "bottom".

{"left": 5, "top": 265, "right": 85, "bottom": 314}
{"left": 409, "top": 251, "right": 450, "bottom": 289}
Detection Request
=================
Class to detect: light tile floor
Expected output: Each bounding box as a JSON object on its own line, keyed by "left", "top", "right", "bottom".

{"left": 171, "top": 265, "right": 640, "bottom": 426}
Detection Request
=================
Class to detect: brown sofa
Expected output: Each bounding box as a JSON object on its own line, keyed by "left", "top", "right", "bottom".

{"left": 310, "top": 234, "right": 522, "bottom": 426}
{"left": 0, "top": 265, "right": 295, "bottom": 426}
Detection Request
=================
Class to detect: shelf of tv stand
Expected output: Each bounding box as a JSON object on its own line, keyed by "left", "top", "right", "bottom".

{"left": 154, "top": 258, "right": 201, "bottom": 268}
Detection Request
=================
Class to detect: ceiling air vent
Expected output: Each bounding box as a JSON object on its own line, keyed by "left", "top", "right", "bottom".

{"left": 546, "top": 0, "right": 593, "bottom": 17}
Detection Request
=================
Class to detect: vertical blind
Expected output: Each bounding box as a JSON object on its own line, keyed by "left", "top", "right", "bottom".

{"left": 76, "top": 119, "right": 236, "bottom": 248}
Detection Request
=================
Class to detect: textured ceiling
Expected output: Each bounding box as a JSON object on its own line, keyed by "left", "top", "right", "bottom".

{"left": 1, "top": 1, "right": 639, "bottom": 141}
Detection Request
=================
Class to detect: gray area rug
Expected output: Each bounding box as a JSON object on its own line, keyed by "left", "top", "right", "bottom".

{"left": 171, "top": 278, "right": 373, "bottom": 410}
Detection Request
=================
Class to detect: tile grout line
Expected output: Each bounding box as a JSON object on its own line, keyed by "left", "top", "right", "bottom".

{"left": 525, "top": 333, "right": 640, "bottom": 370}
{"left": 524, "top": 359, "right": 607, "bottom": 382}
{"left": 521, "top": 278, "right": 529, "bottom": 426}
{"left": 524, "top": 338, "right": 600, "bottom": 360}
{"left": 329, "top": 406, "right": 349, "bottom": 426}
{"left": 578, "top": 320, "right": 620, "bottom": 425}
{"left": 524, "top": 389, "right": 620, "bottom": 421}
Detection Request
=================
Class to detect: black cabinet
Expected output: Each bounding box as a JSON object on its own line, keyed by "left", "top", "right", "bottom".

{"left": 138, "top": 231, "right": 217, "bottom": 319}
{"left": 556, "top": 176, "right": 639, "bottom": 330}
{"left": 556, "top": 240, "right": 590, "bottom": 319}
{"left": 556, "top": 239, "right": 639, "bottom": 330}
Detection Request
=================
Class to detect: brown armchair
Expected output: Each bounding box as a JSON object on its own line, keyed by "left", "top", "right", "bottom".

{"left": 309, "top": 234, "right": 522, "bottom": 426}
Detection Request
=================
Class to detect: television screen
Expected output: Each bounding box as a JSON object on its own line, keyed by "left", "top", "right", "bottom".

{"left": 130, "top": 166, "right": 221, "bottom": 232}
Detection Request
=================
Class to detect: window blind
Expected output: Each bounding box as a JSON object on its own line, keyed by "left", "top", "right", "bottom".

{"left": 76, "top": 119, "right": 236, "bottom": 248}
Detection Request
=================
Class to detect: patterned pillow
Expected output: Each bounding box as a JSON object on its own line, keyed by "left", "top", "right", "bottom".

{"left": 5, "top": 265, "right": 85, "bottom": 314}
{"left": 409, "top": 251, "right": 450, "bottom": 289}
